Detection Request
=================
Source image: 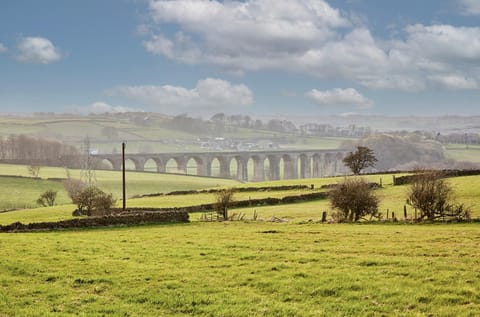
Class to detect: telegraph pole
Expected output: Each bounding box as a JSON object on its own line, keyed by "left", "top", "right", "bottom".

{"left": 122, "top": 142, "right": 126, "bottom": 211}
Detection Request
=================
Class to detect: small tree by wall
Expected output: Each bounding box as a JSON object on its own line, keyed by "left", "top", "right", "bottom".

{"left": 329, "top": 178, "right": 380, "bottom": 222}
{"left": 36, "top": 190, "right": 57, "bottom": 207}
{"left": 63, "top": 178, "right": 116, "bottom": 216}
{"left": 343, "top": 146, "right": 378, "bottom": 174}
{"left": 215, "top": 189, "right": 235, "bottom": 220}
{"left": 27, "top": 165, "right": 41, "bottom": 178}
{"left": 406, "top": 171, "right": 470, "bottom": 221}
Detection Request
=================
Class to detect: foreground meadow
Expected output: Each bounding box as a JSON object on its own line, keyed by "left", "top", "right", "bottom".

{"left": 0, "top": 222, "right": 479, "bottom": 316}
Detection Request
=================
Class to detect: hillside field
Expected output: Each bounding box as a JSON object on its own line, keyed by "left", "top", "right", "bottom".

{"left": 0, "top": 163, "right": 240, "bottom": 211}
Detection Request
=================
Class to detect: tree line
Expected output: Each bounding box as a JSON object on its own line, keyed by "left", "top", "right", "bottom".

{"left": 0, "top": 134, "right": 79, "bottom": 166}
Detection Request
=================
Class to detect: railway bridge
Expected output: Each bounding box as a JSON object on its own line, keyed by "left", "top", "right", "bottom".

{"left": 92, "top": 149, "right": 348, "bottom": 182}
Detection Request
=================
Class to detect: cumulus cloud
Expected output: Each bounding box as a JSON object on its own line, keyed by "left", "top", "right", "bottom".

{"left": 459, "top": 0, "right": 480, "bottom": 15}
{"left": 0, "top": 43, "right": 7, "bottom": 53}
{"left": 17, "top": 37, "right": 62, "bottom": 64}
{"left": 306, "top": 88, "right": 374, "bottom": 109}
{"left": 75, "top": 102, "right": 140, "bottom": 114}
{"left": 108, "top": 78, "right": 254, "bottom": 111}
{"left": 142, "top": 0, "right": 480, "bottom": 91}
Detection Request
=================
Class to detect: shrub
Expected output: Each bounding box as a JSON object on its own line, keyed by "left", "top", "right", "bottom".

{"left": 329, "top": 178, "right": 380, "bottom": 222}
{"left": 36, "top": 190, "right": 57, "bottom": 207}
{"left": 407, "top": 171, "right": 471, "bottom": 221}
{"left": 64, "top": 179, "right": 116, "bottom": 216}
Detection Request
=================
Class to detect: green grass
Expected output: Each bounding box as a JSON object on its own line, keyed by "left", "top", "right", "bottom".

{"left": 2, "top": 172, "right": 479, "bottom": 226}
{"left": 445, "top": 144, "right": 480, "bottom": 163}
{"left": 0, "top": 222, "right": 479, "bottom": 316}
{"left": 0, "top": 205, "right": 77, "bottom": 225}
{"left": 0, "top": 163, "right": 240, "bottom": 210}
{"left": 0, "top": 177, "right": 71, "bottom": 210}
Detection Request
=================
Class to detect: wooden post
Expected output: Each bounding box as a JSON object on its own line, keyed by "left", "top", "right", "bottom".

{"left": 122, "top": 142, "right": 126, "bottom": 211}
{"left": 311, "top": 184, "right": 314, "bottom": 190}
{"left": 414, "top": 208, "right": 417, "bottom": 220}
{"left": 392, "top": 175, "right": 396, "bottom": 186}
{"left": 404, "top": 205, "right": 407, "bottom": 219}
{"left": 321, "top": 211, "right": 327, "bottom": 223}
{"left": 379, "top": 178, "right": 382, "bottom": 187}
{"left": 392, "top": 212, "right": 396, "bottom": 221}
{"left": 387, "top": 209, "right": 389, "bottom": 219}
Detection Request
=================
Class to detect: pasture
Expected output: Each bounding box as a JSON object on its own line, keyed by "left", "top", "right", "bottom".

{"left": 0, "top": 164, "right": 479, "bottom": 316}
{"left": 0, "top": 223, "right": 479, "bottom": 316}
{"left": 0, "top": 163, "right": 240, "bottom": 211}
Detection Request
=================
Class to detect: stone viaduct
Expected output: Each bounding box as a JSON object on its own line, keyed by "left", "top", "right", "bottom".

{"left": 92, "top": 149, "right": 348, "bottom": 182}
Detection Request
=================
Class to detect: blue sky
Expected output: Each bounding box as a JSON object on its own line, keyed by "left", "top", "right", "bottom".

{"left": 0, "top": 0, "right": 479, "bottom": 117}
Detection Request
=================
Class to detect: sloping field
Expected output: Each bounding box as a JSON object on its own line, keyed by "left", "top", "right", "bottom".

{"left": 0, "top": 223, "right": 478, "bottom": 316}
{"left": 0, "top": 163, "right": 240, "bottom": 210}
{"left": 1, "top": 172, "right": 479, "bottom": 225}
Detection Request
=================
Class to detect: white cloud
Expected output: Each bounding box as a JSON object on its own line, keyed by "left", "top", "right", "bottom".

{"left": 108, "top": 78, "right": 253, "bottom": 111}
{"left": 0, "top": 43, "right": 7, "bottom": 53}
{"left": 306, "top": 88, "right": 375, "bottom": 109}
{"left": 17, "top": 37, "right": 62, "bottom": 64}
{"left": 143, "top": 0, "right": 480, "bottom": 92}
{"left": 459, "top": 0, "right": 480, "bottom": 15}
{"left": 75, "top": 102, "right": 140, "bottom": 114}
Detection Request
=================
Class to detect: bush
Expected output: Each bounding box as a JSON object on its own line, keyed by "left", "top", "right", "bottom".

{"left": 64, "top": 179, "right": 116, "bottom": 216}
{"left": 407, "top": 171, "right": 471, "bottom": 221}
{"left": 36, "top": 189, "right": 57, "bottom": 207}
{"left": 329, "top": 178, "right": 380, "bottom": 222}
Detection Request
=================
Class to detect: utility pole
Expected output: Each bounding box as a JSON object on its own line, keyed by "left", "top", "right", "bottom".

{"left": 122, "top": 142, "right": 126, "bottom": 211}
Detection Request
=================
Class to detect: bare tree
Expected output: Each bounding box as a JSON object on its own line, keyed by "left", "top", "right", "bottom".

{"left": 407, "top": 171, "right": 470, "bottom": 221}
{"left": 329, "top": 178, "right": 380, "bottom": 222}
{"left": 27, "top": 165, "right": 41, "bottom": 178}
{"left": 343, "top": 146, "right": 378, "bottom": 174}
{"left": 215, "top": 189, "right": 235, "bottom": 220}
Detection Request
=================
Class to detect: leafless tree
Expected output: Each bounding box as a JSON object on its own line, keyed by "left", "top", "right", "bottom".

{"left": 215, "top": 189, "right": 235, "bottom": 220}
{"left": 407, "top": 171, "right": 470, "bottom": 221}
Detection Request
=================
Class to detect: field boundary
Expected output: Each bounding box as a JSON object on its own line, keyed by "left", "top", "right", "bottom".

{"left": 0, "top": 210, "right": 189, "bottom": 232}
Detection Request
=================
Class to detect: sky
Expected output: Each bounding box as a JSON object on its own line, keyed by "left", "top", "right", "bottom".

{"left": 0, "top": 0, "right": 479, "bottom": 117}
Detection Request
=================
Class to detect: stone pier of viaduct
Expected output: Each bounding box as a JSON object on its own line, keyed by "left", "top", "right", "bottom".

{"left": 92, "top": 149, "right": 348, "bottom": 182}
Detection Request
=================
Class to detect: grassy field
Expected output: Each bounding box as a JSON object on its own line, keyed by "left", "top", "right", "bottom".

{"left": 445, "top": 144, "right": 480, "bottom": 163}
{"left": 0, "top": 165, "right": 479, "bottom": 316}
{"left": 0, "top": 222, "right": 479, "bottom": 316}
{"left": 0, "top": 163, "right": 240, "bottom": 210}
{"left": 1, "top": 172, "right": 479, "bottom": 226}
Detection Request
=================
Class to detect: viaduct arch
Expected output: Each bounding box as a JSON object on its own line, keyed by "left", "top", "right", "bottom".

{"left": 92, "top": 149, "right": 348, "bottom": 182}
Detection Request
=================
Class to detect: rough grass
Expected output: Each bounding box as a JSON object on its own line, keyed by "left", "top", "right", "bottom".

{"left": 0, "top": 222, "right": 479, "bottom": 316}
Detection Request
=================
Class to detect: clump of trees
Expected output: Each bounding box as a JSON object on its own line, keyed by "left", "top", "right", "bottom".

{"left": 36, "top": 190, "right": 57, "bottom": 207}
{"left": 407, "top": 171, "right": 470, "bottom": 221}
{"left": 0, "top": 134, "right": 79, "bottom": 166}
{"left": 329, "top": 178, "right": 380, "bottom": 222}
{"left": 214, "top": 188, "right": 235, "bottom": 220}
{"left": 343, "top": 146, "right": 377, "bottom": 174}
{"left": 64, "top": 178, "right": 116, "bottom": 216}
